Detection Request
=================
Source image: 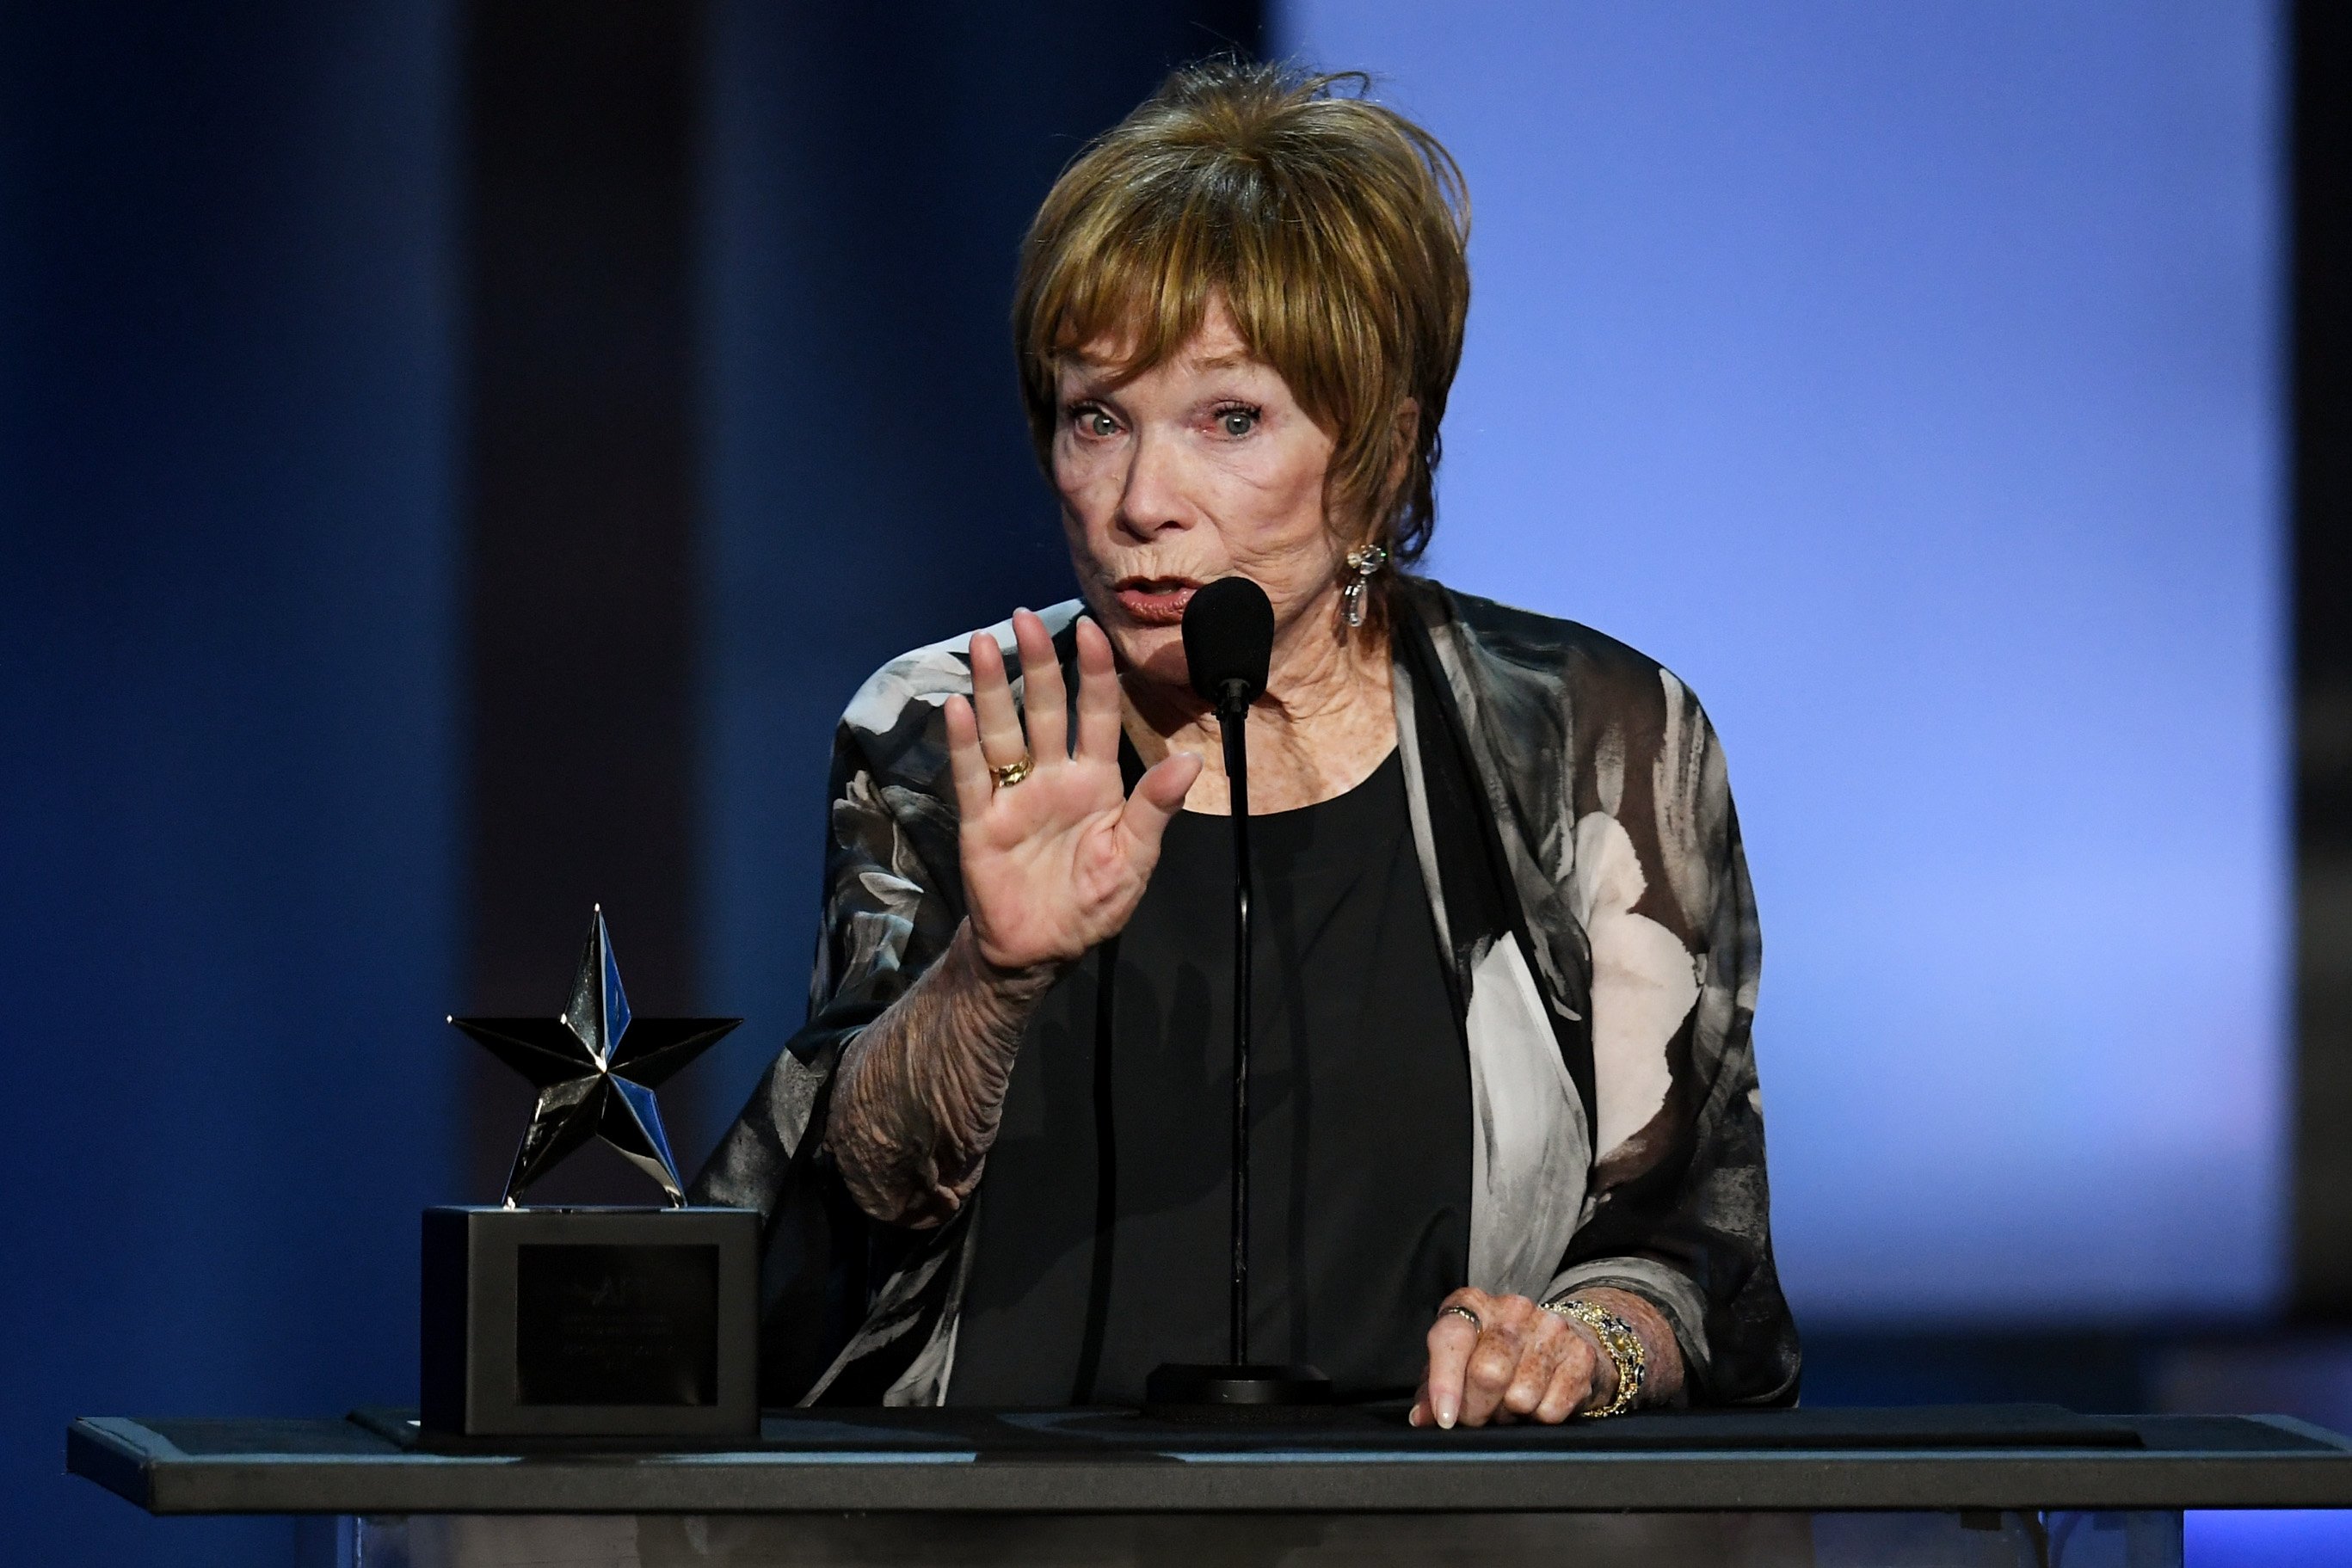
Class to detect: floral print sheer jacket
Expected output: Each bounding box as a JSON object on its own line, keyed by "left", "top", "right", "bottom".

{"left": 693, "top": 576, "right": 1801, "bottom": 1409}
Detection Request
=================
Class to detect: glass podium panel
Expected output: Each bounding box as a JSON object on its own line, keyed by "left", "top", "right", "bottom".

{"left": 340, "top": 1509, "right": 2186, "bottom": 1567}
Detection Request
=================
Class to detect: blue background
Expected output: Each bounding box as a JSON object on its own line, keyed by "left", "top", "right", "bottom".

{"left": 1278, "top": 0, "right": 2287, "bottom": 1324}
{"left": 0, "top": 1, "right": 2303, "bottom": 1562}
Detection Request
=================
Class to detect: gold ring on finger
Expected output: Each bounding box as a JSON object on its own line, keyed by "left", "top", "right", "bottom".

{"left": 1442, "top": 1304, "right": 1481, "bottom": 1333}
{"left": 988, "top": 755, "right": 1034, "bottom": 789}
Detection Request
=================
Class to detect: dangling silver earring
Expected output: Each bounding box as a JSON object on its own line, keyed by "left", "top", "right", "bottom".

{"left": 1341, "top": 544, "right": 1389, "bottom": 629}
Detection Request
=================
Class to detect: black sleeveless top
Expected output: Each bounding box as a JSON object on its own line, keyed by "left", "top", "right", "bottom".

{"left": 949, "top": 748, "right": 1474, "bottom": 1405}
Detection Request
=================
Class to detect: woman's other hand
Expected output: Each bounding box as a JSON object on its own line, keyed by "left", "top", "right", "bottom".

{"left": 1410, "top": 1288, "right": 1609, "bottom": 1429}
{"left": 946, "top": 608, "right": 1203, "bottom": 974}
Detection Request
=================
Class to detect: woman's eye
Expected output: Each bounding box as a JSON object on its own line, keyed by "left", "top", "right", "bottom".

{"left": 1217, "top": 407, "right": 1259, "bottom": 438}
{"left": 1074, "top": 408, "right": 1118, "bottom": 438}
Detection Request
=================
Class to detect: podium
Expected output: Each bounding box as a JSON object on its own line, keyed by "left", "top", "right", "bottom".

{"left": 69, "top": 1403, "right": 2352, "bottom": 1566}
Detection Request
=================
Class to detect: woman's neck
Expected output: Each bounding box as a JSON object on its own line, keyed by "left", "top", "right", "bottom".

{"left": 1121, "top": 589, "right": 1400, "bottom": 816}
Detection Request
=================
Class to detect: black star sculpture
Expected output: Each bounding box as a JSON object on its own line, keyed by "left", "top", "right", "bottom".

{"left": 450, "top": 907, "right": 740, "bottom": 1207}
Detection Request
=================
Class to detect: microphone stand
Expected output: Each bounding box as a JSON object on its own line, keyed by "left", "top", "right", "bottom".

{"left": 1142, "top": 679, "right": 1333, "bottom": 1417}
{"left": 1220, "top": 680, "right": 1254, "bottom": 1368}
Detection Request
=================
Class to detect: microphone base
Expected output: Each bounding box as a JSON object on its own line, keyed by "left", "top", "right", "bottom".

{"left": 1143, "top": 1362, "right": 1334, "bottom": 1420}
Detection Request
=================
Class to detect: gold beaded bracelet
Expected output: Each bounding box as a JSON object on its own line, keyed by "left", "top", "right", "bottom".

{"left": 1542, "top": 1297, "right": 1647, "bottom": 1418}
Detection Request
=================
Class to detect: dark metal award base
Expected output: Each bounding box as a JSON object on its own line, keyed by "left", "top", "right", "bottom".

{"left": 1144, "top": 1362, "right": 1335, "bottom": 1420}
{"left": 420, "top": 1205, "right": 759, "bottom": 1446}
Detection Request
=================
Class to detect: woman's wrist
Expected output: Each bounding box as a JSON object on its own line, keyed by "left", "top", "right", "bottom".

{"left": 1556, "top": 1315, "right": 1619, "bottom": 1409}
{"left": 1542, "top": 1296, "right": 1644, "bottom": 1417}
{"left": 1559, "top": 1286, "right": 1685, "bottom": 1410}
{"left": 951, "top": 919, "right": 1065, "bottom": 1011}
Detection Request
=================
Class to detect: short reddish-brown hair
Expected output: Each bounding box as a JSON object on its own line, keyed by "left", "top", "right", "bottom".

{"left": 1013, "top": 60, "right": 1470, "bottom": 565}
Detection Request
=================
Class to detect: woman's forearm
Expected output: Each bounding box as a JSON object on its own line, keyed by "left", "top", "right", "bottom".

{"left": 823, "top": 919, "right": 1060, "bottom": 1227}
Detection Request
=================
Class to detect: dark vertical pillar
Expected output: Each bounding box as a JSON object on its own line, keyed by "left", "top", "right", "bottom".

{"left": 462, "top": 1, "right": 705, "bottom": 1202}
{"left": 696, "top": 1, "right": 1263, "bottom": 1134}
{"left": 2294, "top": 0, "right": 2352, "bottom": 1317}
{"left": 0, "top": 5, "right": 456, "bottom": 1563}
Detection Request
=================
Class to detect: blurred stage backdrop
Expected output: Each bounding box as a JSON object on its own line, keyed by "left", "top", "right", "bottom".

{"left": 3, "top": 3, "right": 2340, "bottom": 1565}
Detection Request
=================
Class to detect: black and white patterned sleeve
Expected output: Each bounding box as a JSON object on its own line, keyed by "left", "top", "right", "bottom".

{"left": 1548, "top": 667, "right": 1800, "bottom": 1407}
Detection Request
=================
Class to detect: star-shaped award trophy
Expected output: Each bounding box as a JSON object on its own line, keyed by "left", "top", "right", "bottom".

{"left": 417, "top": 908, "right": 761, "bottom": 1446}
{"left": 450, "top": 906, "right": 737, "bottom": 1206}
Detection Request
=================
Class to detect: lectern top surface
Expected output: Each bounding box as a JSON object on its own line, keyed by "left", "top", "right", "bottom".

{"left": 66, "top": 1405, "right": 2352, "bottom": 1518}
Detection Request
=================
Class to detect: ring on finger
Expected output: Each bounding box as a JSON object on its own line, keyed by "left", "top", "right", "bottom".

{"left": 1441, "top": 1304, "right": 1481, "bottom": 1333}
{"left": 988, "top": 755, "right": 1034, "bottom": 789}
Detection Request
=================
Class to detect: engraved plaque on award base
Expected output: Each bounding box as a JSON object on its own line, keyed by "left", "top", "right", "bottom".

{"left": 420, "top": 1205, "right": 757, "bottom": 1442}
{"left": 422, "top": 908, "right": 756, "bottom": 1443}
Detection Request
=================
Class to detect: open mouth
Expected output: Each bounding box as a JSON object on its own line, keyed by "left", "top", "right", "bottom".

{"left": 1111, "top": 577, "right": 1203, "bottom": 626}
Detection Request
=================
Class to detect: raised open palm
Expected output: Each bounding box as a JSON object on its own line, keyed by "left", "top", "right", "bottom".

{"left": 945, "top": 609, "right": 1203, "bottom": 973}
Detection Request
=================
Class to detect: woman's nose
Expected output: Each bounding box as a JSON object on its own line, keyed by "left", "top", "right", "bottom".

{"left": 1114, "top": 429, "right": 1193, "bottom": 539}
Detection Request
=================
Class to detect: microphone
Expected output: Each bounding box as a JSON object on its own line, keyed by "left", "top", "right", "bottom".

{"left": 1149, "top": 577, "right": 1331, "bottom": 1416}
{"left": 1181, "top": 575, "right": 1274, "bottom": 715}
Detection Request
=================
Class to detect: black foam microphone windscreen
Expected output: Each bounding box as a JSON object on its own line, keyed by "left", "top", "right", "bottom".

{"left": 1181, "top": 576, "right": 1275, "bottom": 708}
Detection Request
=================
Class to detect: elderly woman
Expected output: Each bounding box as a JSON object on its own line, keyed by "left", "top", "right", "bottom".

{"left": 696, "top": 61, "right": 1799, "bottom": 1424}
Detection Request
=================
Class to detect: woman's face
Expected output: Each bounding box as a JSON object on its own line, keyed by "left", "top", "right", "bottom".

{"left": 1050, "top": 297, "right": 1343, "bottom": 694}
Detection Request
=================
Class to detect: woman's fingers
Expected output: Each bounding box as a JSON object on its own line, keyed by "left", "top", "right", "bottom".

{"left": 968, "top": 629, "right": 1026, "bottom": 768}
{"left": 1121, "top": 751, "right": 1204, "bottom": 852}
{"left": 1419, "top": 1291, "right": 1486, "bottom": 1429}
{"left": 1500, "top": 1316, "right": 1571, "bottom": 1418}
{"left": 1013, "top": 609, "right": 1068, "bottom": 768}
{"left": 1457, "top": 1314, "right": 1525, "bottom": 1428}
{"left": 945, "top": 696, "right": 993, "bottom": 822}
{"left": 1417, "top": 1293, "right": 1588, "bottom": 1429}
{"left": 1073, "top": 618, "right": 1122, "bottom": 765}
{"left": 968, "top": 612, "right": 1085, "bottom": 771}
{"left": 1536, "top": 1338, "right": 1595, "bottom": 1423}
